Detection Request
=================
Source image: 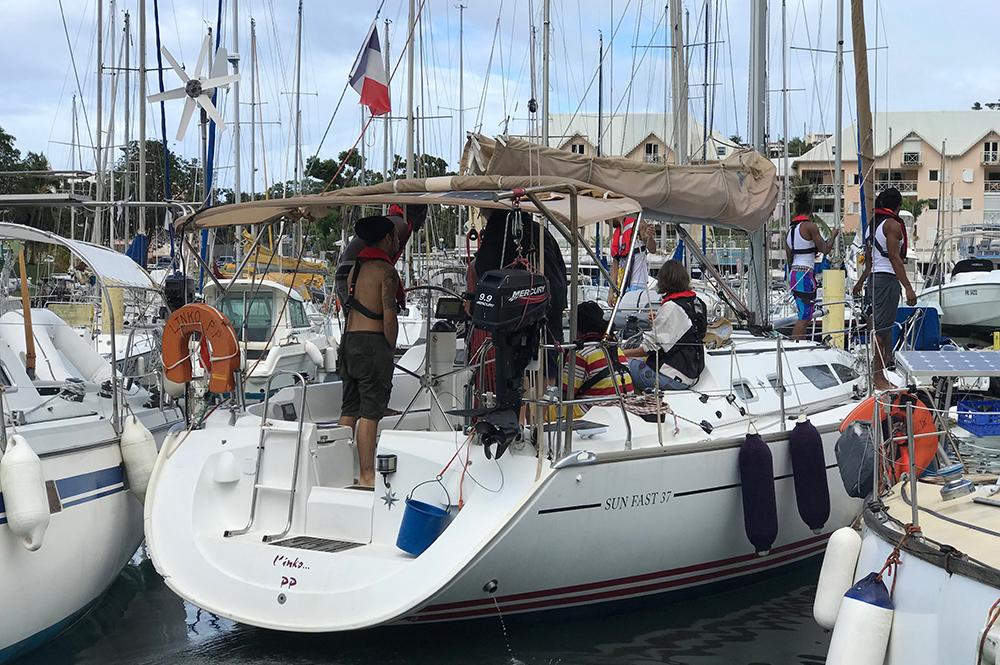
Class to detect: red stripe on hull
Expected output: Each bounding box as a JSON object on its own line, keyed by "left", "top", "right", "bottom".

{"left": 409, "top": 539, "right": 827, "bottom": 623}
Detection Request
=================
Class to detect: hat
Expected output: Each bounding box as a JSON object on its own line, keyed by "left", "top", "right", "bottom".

{"left": 355, "top": 215, "right": 395, "bottom": 246}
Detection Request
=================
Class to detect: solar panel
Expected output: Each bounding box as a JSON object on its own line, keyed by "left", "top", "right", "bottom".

{"left": 894, "top": 350, "right": 1000, "bottom": 378}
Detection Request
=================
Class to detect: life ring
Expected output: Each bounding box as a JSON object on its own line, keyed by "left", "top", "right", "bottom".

{"left": 840, "top": 391, "right": 937, "bottom": 482}
{"left": 162, "top": 303, "right": 240, "bottom": 394}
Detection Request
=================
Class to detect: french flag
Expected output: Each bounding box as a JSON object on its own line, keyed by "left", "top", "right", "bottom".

{"left": 349, "top": 23, "right": 391, "bottom": 116}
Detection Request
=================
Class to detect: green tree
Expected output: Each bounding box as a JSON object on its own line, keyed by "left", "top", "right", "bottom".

{"left": 787, "top": 137, "right": 809, "bottom": 157}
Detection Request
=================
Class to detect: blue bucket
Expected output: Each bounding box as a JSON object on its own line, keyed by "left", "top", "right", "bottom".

{"left": 396, "top": 498, "right": 449, "bottom": 556}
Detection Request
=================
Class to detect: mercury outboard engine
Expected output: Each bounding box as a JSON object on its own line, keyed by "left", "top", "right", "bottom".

{"left": 470, "top": 268, "right": 549, "bottom": 459}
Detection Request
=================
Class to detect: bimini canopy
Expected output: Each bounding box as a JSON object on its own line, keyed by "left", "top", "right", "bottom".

{"left": 172, "top": 175, "right": 642, "bottom": 232}
{"left": 461, "top": 133, "right": 779, "bottom": 232}
{"left": 0, "top": 223, "right": 157, "bottom": 290}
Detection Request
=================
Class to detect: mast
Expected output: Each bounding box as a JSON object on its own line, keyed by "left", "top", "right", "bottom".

{"left": 457, "top": 4, "right": 465, "bottom": 230}
{"left": 405, "top": 0, "right": 416, "bottom": 287}
{"left": 138, "top": 0, "right": 146, "bottom": 236}
{"left": 746, "top": 0, "right": 768, "bottom": 325}
{"left": 232, "top": 0, "right": 242, "bottom": 261}
{"left": 293, "top": 0, "right": 303, "bottom": 253}
{"left": 782, "top": 0, "right": 789, "bottom": 237}
{"left": 702, "top": 0, "right": 709, "bottom": 164}
{"left": 94, "top": 0, "right": 104, "bottom": 244}
{"left": 851, "top": 0, "right": 875, "bottom": 232}
{"left": 383, "top": 18, "right": 390, "bottom": 183}
{"left": 71, "top": 95, "right": 78, "bottom": 241}
{"left": 834, "top": 0, "right": 844, "bottom": 254}
{"left": 250, "top": 19, "right": 256, "bottom": 201}
{"left": 124, "top": 11, "right": 131, "bottom": 244}
{"left": 542, "top": 0, "right": 550, "bottom": 147}
{"left": 597, "top": 32, "right": 603, "bottom": 157}
{"left": 670, "top": 0, "right": 687, "bottom": 165}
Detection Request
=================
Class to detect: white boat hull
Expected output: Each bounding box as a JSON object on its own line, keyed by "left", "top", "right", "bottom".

{"left": 917, "top": 271, "right": 1000, "bottom": 330}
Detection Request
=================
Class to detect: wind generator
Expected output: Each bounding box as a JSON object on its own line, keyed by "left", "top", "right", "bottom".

{"left": 148, "top": 34, "right": 239, "bottom": 140}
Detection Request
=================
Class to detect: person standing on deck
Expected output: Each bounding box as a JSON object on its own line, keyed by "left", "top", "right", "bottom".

{"left": 337, "top": 216, "right": 401, "bottom": 487}
{"left": 607, "top": 216, "right": 657, "bottom": 304}
{"left": 852, "top": 187, "right": 916, "bottom": 391}
{"left": 785, "top": 192, "right": 839, "bottom": 340}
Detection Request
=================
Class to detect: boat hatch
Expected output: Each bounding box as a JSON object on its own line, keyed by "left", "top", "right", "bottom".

{"left": 268, "top": 536, "right": 365, "bottom": 554}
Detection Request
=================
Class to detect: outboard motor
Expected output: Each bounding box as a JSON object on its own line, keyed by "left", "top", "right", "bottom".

{"left": 470, "top": 268, "right": 549, "bottom": 459}
{"left": 163, "top": 273, "right": 195, "bottom": 312}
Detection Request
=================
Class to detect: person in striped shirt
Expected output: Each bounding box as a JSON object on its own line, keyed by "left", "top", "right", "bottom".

{"left": 555, "top": 301, "right": 634, "bottom": 419}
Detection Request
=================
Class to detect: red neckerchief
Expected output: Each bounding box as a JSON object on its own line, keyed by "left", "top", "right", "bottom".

{"left": 661, "top": 290, "right": 696, "bottom": 305}
{"left": 792, "top": 214, "right": 810, "bottom": 223}
{"left": 388, "top": 205, "right": 410, "bottom": 262}
{"left": 873, "top": 207, "right": 907, "bottom": 258}
{"left": 356, "top": 247, "right": 405, "bottom": 308}
{"left": 579, "top": 332, "right": 603, "bottom": 343}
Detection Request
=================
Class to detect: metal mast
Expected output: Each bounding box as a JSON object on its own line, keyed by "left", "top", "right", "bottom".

{"left": 250, "top": 19, "right": 256, "bottom": 200}
{"left": 94, "top": 0, "right": 104, "bottom": 244}
{"left": 406, "top": 0, "right": 416, "bottom": 179}
{"left": 542, "top": 0, "right": 550, "bottom": 146}
{"left": 746, "top": 0, "right": 769, "bottom": 325}
{"left": 124, "top": 11, "right": 132, "bottom": 243}
{"left": 138, "top": 0, "right": 146, "bottom": 235}
{"left": 782, "top": 1, "right": 790, "bottom": 237}
{"left": 383, "top": 18, "right": 390, "bottom": 183}
{"left": 851, "top": 0, "right": 875, "bottom": 229}
{"left": 232, "top": 0, "right": 242, "bottom": 261}
{"left": 670, "top": 0, "right": 687, "bottom": 165}
{"left": 834, "top": 0, "right": 844, "bottom": 256}
{"left": 597, "top": 32, "right": 603, "bottom": 157}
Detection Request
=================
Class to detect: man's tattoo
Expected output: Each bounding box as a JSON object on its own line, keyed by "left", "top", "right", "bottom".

{"left": 381, "top": 267, "right": 399, "bottom": 311}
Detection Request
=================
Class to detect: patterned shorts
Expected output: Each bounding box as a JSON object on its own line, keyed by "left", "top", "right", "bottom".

{"left": 790, "top": 268, "right": 817, "bottom": 321}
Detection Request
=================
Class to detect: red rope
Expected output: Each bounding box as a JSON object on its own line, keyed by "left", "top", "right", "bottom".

{"left": 874, "top": 523, "right": 921, "bottom": 599}
{"left": 978, "top": 597, "right": 1000, "bottom": 665}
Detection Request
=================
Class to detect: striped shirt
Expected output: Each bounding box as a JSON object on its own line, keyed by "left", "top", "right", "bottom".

{"left": 548, "top": 343, "right": 634, "bottom": 420}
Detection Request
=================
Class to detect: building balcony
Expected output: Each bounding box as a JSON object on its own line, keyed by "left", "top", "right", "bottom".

{"left": 812, "top": 184, "right": 837, "bottom": 198}
{"left": 902, "top": 152, "right": 922, "bottom": 165}
{"left": 875, "top": 180, "right": 917, "bottom": 193}
{"left": 643, "top": 154, "right": 661, "bottom": 164}
{"left": 983, "top": 151, "right": 1000, "bottom": 164}
{"left": 986, "top": 182, "right": 1000, "bottom": 192}
{"left": 984, "top": 211, "right": 1000, "bottom": 224}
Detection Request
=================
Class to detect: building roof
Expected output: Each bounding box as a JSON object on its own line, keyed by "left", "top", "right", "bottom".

{"left": 546, "top": 113, "right": 737, "bottom": 162}
{"left": 796, "top": 110, "right": 1000, "bottom": 164}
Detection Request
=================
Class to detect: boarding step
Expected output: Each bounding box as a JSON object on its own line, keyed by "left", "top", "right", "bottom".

{"left": 306, "top": 486, "right": 374, "bottom": 543}
{"left": 267, "top": 535, "right": 365, "bottom": 554}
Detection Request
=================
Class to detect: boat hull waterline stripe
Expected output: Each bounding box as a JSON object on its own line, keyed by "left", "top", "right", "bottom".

{"left": 412, "top": 533, "right": 830, "bottom": 621}
{"left": 0, "top": 465, "right": 125, "bottom": 525}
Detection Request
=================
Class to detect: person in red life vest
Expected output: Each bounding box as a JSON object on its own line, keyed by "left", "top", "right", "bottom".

{"left": 606, "top": 216, "right": 656, "bottom": 304}
{"left": 621, "top": 260, "right": 707, "bottom": 391}
{"left": 336, "top": 216, "right": 401, "bottom": 487}
{"left": 784, "top": 191, "right": 839, "bottom": 340}
{"left": 852, "top": 187, "right": 916, "bottom": 391}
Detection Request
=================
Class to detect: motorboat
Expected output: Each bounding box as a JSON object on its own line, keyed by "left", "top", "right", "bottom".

{"left": 204, "top": 279, "right": 333, "bottom": 393}
{"left": 144, "top": 172, "right": 866, "bottom": 632}
{"left": 916, "top": 257, "right": 1000, "bottom": 333}
{"left": 0, "top": 224, "right": 183, "bottom": 663}
{"left": 815, "top": 349, "right": 1000, "bottom": 665}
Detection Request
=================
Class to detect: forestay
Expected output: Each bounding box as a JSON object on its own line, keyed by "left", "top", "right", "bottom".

{"left": 461, "top": 133, "right": 779, "bottom": 232}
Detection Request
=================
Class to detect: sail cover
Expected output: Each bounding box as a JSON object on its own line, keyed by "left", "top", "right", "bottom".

{"left": 461, "top": 133, "right": 779, "bottom": 232}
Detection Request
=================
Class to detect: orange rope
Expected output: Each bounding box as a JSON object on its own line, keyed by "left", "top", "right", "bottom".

{"left": 874, "top": 523, "right": 921, "bottom": 599}
{"left": 978, "top": 597, "right": 1000, "bottom": 665}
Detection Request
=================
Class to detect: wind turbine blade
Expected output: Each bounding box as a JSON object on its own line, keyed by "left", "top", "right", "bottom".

{"left": 196, "top": 95, "right": 228, "bottom": 133}
{"left": 212, "top": 47, "right": 229, "bottom": 80}
{"left": 160, "top": 47, "right": 189, "bottom": 83}
{"left": 201, "top": 74, "right": 240, "bottom": 90}
{"left": 147, "top": 87, "right": 187, "bottom": 103}
{"left": 194, "top": 35, "right": 212, "bottom": 79}
{"left": 176, "top": 97, "right": 197, "bottom": 141}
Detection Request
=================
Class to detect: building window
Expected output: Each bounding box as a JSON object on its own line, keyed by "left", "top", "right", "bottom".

{"left": 644, "top": 143, "right": 659, "bottom": 163}
{"left": 849, "top": 201, "right": 860, "bottom": 214}
{"left": 928, "top": 199, "right": 938, "bottom": 210}
{"left": 986, "top": 141, "right": 999, "bottom": 164}
{"left": 571, "top": 143, "right": 585, "bottom": 154}
{"left": 963, "top": 198, "right": 973, "bottom": 210}
{"left": 929, "top": 169, "right": 939, "bottom": 182}
{"left": 852, "top": 173, "right": 861, "bottom": 185}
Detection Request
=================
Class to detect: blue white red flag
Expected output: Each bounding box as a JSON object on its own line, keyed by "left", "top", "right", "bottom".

{"left": 349, "top": 23, "right": 391, "bottom": 116}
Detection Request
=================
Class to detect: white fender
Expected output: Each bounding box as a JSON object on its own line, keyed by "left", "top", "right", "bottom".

{"left": 324, "top": 345, "right": 338, "bottom": 373}
{"left": 304, "top": 340, "right": 324, "bottom": 367}
{"left": 163, "top": 372, "right": 185, "bottom": 398}
{"left": 814, "top": 527, "right": 863, "bottom": 630}
{"left": 826, "top": 572, "right": 894, "bottom": 665}
{"left": 121, "top": 415, "right": 158, "bottom": 503}
{"left": 0, "top": 435, "right": 50, "bottom": 551}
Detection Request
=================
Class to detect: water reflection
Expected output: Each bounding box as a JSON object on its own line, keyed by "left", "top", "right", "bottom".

{"left": 26, "top": 547, "right": 831, "bottom": 665}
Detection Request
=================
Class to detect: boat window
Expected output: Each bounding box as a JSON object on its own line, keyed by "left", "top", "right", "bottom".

{"left": 832, "top": 363, "right": 859, "bottom": 383}
{"left": 288, "top": 300, "right": 310, "bottom": 328}
{"left": 800, "top": 364, "right": 839, "bottom": 390}
{"left": 732, "top": 381, "right": 756, "bottom": 401}
{"left": 217, "top": 292, "right": 273, "bottom": 342}
{"left": 766, "top": 374, "right": 790, "bottom": 395}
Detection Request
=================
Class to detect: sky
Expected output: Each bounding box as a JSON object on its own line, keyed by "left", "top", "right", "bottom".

{"left": 1, "top": 0, "right": 998, "bottom": 198}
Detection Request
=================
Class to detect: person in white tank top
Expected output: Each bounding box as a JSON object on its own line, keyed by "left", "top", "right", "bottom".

{"left": 784, "top": 193, "right": 839, "bottom": 340}
{"left": 851, "top": 187, "right": 917, "bottom": 391}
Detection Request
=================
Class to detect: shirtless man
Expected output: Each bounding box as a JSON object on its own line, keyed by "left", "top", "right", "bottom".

{"left": 337, "top": 216, "right": 400, "bottom": 487}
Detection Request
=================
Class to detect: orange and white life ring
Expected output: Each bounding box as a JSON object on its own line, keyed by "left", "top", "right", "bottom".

{"left": 840, "top": 391, "right": 938, "bottom": 482}
{"left": 162, "top": 303, "right": 240, "bottom": 394}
